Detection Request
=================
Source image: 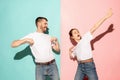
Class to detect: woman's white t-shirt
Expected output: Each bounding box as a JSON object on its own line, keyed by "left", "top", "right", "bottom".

{"left": 72, "top": 31, "right": 93, "bottom": 61}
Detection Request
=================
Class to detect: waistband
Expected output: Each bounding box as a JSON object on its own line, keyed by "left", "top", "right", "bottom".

{"left": 78, "top": 58, "right": 93, "bottom": 64}
{"left": 36, "top": 59, "right": 55, "bottom": 65}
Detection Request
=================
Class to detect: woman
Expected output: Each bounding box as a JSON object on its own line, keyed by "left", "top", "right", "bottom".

{"left": 69, "top": 9, "right": 113, "bottom": 80}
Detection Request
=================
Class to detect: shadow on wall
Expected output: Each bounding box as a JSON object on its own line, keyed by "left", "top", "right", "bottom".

{"left": 84, "top": 76, "right": 88, "bottom": 80}
{"left": 91, "top": 24, "right": 114, "bottom": 50}
{"left": 14, "top": 46, "right": 35, "bottom": 64}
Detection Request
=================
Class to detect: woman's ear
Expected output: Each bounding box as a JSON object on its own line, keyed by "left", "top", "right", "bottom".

{"left": 70, "top": 36, "right": 74, "bottom": 39}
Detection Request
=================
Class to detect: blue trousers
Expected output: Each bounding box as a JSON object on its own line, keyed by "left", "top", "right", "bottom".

{"left": 36, "top": 61, "right": 59, "bottom": 80}
{"left": 75, "top": 62, "right": 98, "bottom": 80}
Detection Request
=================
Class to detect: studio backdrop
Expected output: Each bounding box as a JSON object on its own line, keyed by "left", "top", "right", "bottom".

{"left": 61, "top": 0, "right": 120, "bottom": 80}
{"left": 0, "top": 0, "right": 60, "bottom": 80}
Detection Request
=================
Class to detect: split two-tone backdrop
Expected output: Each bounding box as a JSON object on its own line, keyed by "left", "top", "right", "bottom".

{"left": 1, "top": 0, "right": 120, "bottom": 80}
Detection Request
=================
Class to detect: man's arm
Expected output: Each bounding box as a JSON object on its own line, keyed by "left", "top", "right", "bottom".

{"left": 11, "top": 38, "right": 34, "bottom": 48}
{"left": 90, "top": 8, "right": 113, "bottom": 34}
{"left": 51, "top": 37, "right": 60, "bottom": 52}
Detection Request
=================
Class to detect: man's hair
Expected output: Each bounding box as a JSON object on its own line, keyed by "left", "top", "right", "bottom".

{"left": 35, "top": 17, "right": 48, "bottom": 26}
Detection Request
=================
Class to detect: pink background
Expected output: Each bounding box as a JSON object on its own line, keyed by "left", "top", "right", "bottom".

{"left": 61, "top": 0, "right": 120, "bottom": 80}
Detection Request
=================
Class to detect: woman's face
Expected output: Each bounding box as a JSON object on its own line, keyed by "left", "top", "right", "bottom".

{"left": 71, "top": 29, "right": 81, "bottom": 41}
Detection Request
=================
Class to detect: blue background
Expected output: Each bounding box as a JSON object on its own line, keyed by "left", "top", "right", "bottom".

{"left": 0, "top": 0, "right": 60, "bottom": 80}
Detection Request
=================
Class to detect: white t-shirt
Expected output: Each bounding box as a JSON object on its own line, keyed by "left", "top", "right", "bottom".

{"left": 72, "top": 31, "right": 93, "bottom": 61}
{"left": 21, "top": 32, "right": 55, "bottom": 63}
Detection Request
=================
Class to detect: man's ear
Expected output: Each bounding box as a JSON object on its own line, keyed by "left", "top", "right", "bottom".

{"left": 38, "top": 22, "right": 42, "bottom": 28}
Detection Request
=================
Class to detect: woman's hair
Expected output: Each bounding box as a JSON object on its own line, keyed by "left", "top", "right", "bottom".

{"left": 69, "top": 28, "right": 79, "bottom": 45}
{"left": 69, "top": 28, "right": 78, "bottom": 37}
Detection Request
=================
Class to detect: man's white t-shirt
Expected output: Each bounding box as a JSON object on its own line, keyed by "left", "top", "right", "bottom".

{"left": 21, "top": 32, "right": 55, "bottom": 63}
{"left": 72, "top": 31, "right": 93, "bottom": 61}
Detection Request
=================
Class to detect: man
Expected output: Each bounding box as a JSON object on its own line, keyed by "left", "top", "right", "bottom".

{"left": 69, "top": 9, "right": 113, "bottom": 80}
{"left": 11, "top": 17, "right": 60, "bottom": 80}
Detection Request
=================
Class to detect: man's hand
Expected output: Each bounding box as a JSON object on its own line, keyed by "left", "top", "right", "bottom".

{"left": 51, "top": 37, "right": 57, "bottom": 43}
{"left": 51, "top": 37, "right": 60, "bottom": 52}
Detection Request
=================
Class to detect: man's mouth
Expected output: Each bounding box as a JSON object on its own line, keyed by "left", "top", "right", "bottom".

{"left": 44, "top": 27, "right": 47, "bottom": 29}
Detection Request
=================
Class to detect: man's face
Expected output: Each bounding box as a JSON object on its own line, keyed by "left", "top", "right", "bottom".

{"left": 71, "top": 29, "right": 81, "bottom": 41}
{"left": 38, "top": 19, "right": 48, "bottom": 32}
